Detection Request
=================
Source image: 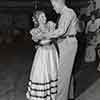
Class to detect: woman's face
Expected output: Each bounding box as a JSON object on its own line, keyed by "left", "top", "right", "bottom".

{"left": 91, "top": 15, "right": 95, "bottom": 21}
{"left": 32, "top": 16, "right": 37, "bottom": 23}
{"left": 38, "top": 13, "right": 47, "bottom": 24}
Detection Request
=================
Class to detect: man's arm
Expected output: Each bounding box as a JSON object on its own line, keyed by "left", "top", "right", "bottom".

{"left": 43, "top": 11, "right": 76, "bottom": 39}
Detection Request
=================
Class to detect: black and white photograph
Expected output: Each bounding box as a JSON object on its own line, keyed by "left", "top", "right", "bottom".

{"left": 0, "top": 0, "right": 100, "bottom": 100}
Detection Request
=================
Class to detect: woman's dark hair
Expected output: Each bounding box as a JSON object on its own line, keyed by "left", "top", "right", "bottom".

{"left": 90, "top": 11, "right": 96, "bottom": 17}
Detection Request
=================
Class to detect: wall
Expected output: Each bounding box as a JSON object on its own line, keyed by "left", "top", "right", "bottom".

{"left": 95, "top": 0, "right": 100, "bottom": 8}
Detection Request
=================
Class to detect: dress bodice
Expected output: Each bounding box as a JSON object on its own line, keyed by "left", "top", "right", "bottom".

{"left": 40, "top": 39, "right": 51, "bottom": 45}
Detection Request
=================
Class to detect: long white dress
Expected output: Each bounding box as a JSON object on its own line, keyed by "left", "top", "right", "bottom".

{"left": 26, "top": 39, "right": 59, "bottom": 100}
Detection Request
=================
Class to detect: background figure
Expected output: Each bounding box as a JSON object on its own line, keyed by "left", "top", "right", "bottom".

{"left": 75, "top": 15, "right": 86, "bottom": 68}
{"left": 85, "top": 12, "right": 99, "bottom": 63}
{"left": 96, "top": 44, "right": 100, "bottom": 71}
{"left": 95, "top": 25, "right": 100, "bottom": 71}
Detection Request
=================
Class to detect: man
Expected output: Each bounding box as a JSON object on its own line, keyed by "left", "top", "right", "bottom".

{"left": 42, "top": 0, "right": 78, "bottom": 100}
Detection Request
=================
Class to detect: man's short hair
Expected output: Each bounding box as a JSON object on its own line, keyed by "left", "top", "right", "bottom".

{"left": 51, "top": 0, "right": 65, "bottom": 3}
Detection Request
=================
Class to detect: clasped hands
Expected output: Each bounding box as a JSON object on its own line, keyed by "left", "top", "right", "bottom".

{"left": 32, "top": 33, "right": 52, "bottom": 45}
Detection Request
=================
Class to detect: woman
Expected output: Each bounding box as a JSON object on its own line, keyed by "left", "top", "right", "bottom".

{"left": 39, "top": 0, "right": 78, "bottom": 100}
{"left": 26, "top": 11, "right": 59, "bottom": 100}
{"left": 85, "top": 12, "right": 99, "bottom": 62}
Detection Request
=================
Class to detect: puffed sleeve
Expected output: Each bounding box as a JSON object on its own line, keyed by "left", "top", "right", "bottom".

{"left": 45, "top": 10, "right": 77, "bottom": 38}
{"left": 30, "top": 28, "right": 40, "bottom": 36}
{"left": 47, "top": 21, "right": 56, "bottom": 32}
{"left": 30, "top": 28, "right": 43, "bottom": 41}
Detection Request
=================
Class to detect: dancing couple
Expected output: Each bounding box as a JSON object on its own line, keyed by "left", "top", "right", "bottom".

{"left": 26, "top": 0, "right": 78, "bottom": 100}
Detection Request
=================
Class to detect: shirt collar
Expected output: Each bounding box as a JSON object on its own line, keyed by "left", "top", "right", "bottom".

{"left": 61, "top": 6, "right": 67, "bottom": 14}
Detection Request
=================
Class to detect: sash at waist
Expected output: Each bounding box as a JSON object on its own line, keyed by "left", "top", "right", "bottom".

{"left": 35, "top": 40, "right": 60, "bottom": 57}
{"left": 35, "top": 34, "right": 76, "bottom": 57}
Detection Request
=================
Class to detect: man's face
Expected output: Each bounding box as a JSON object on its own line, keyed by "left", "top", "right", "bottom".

{"left": 51, "top": 1, "right": 61, "bottom": 13}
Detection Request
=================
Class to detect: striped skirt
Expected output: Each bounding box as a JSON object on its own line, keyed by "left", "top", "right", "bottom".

{"left": 26, "top": 44, "right": 59, "bottom": 100}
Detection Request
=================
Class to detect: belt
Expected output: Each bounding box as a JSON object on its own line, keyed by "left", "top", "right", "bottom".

{"left": 88, "top": 31, "right": 95, "bottom": 34}
{"left": 68, "top": 35, "right": 76, "bottom": 38}
{"left": 60, "top": 34, "right": 76, "bottom": 39}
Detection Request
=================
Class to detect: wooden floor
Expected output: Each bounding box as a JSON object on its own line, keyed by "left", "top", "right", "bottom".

{"left": 0, "top": 39, "right": 100, "bottom": 100}
{"left": 75, "top": 62, "right": 100, "bottom": 97}
{"left": 77, "top": 77, "right": 100, "bottom": 100}
{"left": 0, "top": 39, "right": 34, "bottom": 100}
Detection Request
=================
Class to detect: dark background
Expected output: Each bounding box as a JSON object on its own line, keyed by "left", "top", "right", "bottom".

{"left": 0, "top": 0, "right": 98, "bottom": 99}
